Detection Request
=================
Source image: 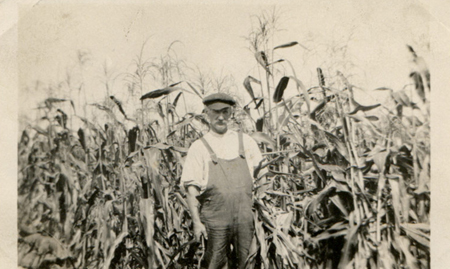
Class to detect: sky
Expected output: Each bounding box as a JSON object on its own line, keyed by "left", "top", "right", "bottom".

{"left": 17, "top": 0, "right": 431, "bottom": 117}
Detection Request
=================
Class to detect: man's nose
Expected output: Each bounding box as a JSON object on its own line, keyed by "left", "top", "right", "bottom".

{"left": 217, "top": 113, "right": 225, "bottom": 120}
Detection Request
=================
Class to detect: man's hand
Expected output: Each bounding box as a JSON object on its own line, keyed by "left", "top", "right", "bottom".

{"left": 193, "top": 221, "right": 208, "bottom": 242}
{"left": 185, "top": 186, "right": 208, "bottom": 242}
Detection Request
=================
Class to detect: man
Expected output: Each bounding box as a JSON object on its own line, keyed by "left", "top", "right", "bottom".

{"left": 181, "top": 93, "right": 264, "bottom": 269}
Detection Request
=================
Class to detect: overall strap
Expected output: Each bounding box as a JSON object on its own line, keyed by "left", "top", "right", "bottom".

{"left": 238, "top": 131, "right": 246, "bottom": 159}
{"left": 200, "top": 137, "right": 218, "bottom": 164}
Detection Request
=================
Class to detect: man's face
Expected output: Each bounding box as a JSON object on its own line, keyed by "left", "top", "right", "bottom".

{"left": 206, "top": 106, "right": 233, "bottom": 134}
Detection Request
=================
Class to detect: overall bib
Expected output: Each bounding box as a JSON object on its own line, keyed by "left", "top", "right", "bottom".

{"left": 197, "top": 132, "right": 254, "bottom": 269}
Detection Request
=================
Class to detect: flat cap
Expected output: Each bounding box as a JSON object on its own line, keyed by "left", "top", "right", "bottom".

{"left": 202, "top": 93, "right": 236, "bottom": 110}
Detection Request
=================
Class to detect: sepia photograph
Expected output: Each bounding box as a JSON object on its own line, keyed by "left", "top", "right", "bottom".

{"left": 2, "top": 0, "right": 448, "bottom": 268}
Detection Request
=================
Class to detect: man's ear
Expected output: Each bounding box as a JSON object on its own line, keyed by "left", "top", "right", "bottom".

{"left": 201, "top": 108, "right": 209, "bottom": 121}
{"left": 200, "top": 108, "right": 210, "bottom": 127}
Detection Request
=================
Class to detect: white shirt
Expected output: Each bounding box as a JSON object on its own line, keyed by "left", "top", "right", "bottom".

{"left": 180, "top": 130, "right": 263, "bottom": 193}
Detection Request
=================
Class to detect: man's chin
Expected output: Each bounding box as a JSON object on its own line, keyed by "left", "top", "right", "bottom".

{"left": 212, "top": 125, "right": 227, "bottom": 134}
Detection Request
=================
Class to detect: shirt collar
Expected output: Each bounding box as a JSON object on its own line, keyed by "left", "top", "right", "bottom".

{"left": 208, "top": 129, "right": 235, "bottom": 138}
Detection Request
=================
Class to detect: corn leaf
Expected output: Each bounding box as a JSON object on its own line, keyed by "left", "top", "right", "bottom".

{"left": 185, "top": 81, "right": 203, "bottom": 99}
{"left": 289, "top": 76, "right": 310, "bottom": 113}
{"left": 110, "top": 95, "right": 127, "bottom": 118}
{"left": 173, "top": 92, "right": 183, "bottom": 107}
{"left": 141, "top": 87, "right": 184, "bottom": 100}
{"left": 251, "top": 132, "right": 276, "bottom": 148}
{"left": 348, "top": 99, "right": 381, "bottom": 115}
{"left": 312, "top": 221, "right": 348, "bottom": 242}
{"left": 400, "top": 223, "right": 430, "bottom": 250}
{"left": 243, "top": 76, "right": 261, "bottom": 101}
{"left": 274, "top": 41, "right": 298, "bottom": 50}
{"left": 338, "top": 214, "right": 361, "bottom": 268}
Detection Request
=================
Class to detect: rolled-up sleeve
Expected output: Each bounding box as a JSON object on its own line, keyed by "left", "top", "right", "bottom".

{"left": 180, "top": 141, "right": 206, "bottom": 192}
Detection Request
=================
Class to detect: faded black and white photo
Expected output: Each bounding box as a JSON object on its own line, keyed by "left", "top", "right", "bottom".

{"left": 2, "top": 0, "right": 446, "bottom": 268}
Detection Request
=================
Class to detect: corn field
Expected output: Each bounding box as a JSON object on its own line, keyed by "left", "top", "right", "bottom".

{"left": 17, "top": 14, "right": 430, "bottom": 269}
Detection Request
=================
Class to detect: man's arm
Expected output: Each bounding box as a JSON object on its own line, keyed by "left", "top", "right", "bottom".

{"left": 185, "top": 186, "right": 208, "bottom": 241}
{"left": 180, "top": 142, "right": 208, "bottom": 241}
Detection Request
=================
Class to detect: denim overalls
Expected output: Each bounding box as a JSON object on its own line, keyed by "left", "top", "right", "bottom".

{"left": 197, "top": 131, "right": 254, "bottom": 269}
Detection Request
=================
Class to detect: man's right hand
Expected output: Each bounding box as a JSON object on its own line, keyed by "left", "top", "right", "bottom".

{"left": 193, "top": 221, "right": 208, "bottom": 242}
{"left": 185, "top": 186, "right": 208, "bottom": 242}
